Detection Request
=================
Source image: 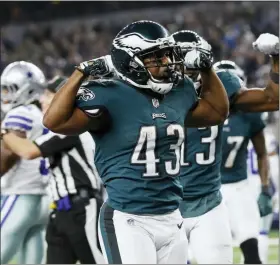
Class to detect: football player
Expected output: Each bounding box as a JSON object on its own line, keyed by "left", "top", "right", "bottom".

{"left": 0, "top": 61, "right": 50, "bottom": 264}
{"left": 247, "top": 122, "right": 279, "bottom": 263}
{"left": 43, "top": 20, "right": 229, "bottom": 264}
{"left": 171, "top": 30, "right": 279, "bottom": 264}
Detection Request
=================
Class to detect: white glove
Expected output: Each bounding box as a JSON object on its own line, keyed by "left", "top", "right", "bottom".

{"left": 184, "top": 40, "right": 213, "bottom": 70}
{"left": 253, "top": 33, "right": 279, "bottom": 55}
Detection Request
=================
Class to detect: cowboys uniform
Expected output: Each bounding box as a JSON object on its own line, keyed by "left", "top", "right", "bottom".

{"left": 1, "top": 61, "right": 50, "bottom": 264}
{"left": 75, "top": 21, "right": 200, "bottom": 264}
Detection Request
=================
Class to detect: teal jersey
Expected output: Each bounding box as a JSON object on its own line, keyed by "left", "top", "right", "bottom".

{"left": 221, "top": 112, "right": 266, "bottom": 184}
{"left": 181, "top": 70, "right": 242, "bottom": 198}
{"left": 75, "top": 78, "right": 198, "bottom": 214}
{"left": 179, "top": 70, "right": 243, "bottom": 217}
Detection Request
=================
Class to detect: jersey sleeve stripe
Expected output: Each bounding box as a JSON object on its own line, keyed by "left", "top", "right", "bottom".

{"left": 43, "top": 128, "right": 49, "bottom": 135}
{"left": 6, "top": 115, "right": 33, "bottom": 123}
{"left": 3, "top": 122, "right": 32, "bottom": 131}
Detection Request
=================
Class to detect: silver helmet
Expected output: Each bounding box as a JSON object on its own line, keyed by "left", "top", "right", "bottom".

{"left": 1, "top": 61, "right": 46, "bottom": 113}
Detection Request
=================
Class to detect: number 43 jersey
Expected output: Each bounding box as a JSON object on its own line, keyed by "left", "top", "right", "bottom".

{"left": 75, "top": 78, "right": 198, "bottom": 215}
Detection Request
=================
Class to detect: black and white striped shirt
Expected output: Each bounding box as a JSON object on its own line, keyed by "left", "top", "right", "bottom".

{"left": 34, "top": 131, "right": 101, "bottom": 201}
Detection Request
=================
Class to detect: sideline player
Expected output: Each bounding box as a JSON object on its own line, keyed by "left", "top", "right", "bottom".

{"left": 1, "top": 61, "right": 50, "bottom": 264}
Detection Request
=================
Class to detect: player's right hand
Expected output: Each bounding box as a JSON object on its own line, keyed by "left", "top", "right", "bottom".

{"left": 183, "top": 38, "right": 213, "bottom": 70}
{"left": 258, "top": 186, "right": 273, "bottom": 217}
{"left": 76, "top": 55, "right": 114, "bottom": 77}
{"left": 252, "top": 33, "right": 279, "bottom": 55}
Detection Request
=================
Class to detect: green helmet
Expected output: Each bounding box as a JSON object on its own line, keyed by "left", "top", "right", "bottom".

{"left": 111, "top": 20, "right": 184, "bottom": 94}
{"left": 213, "top": 60, "right": 247, "bottom": 86}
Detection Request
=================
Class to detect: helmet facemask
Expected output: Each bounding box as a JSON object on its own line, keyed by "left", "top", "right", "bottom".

{"left": 0, "top": 61, "right": 46, "bottom": 114}
{"left": 133, "top": 44, "right": 184, "bottom": 86}
{"left": 1, "top": 81, "right": 45, "bottom": 113}
{"left": 112, "top": 32, "right": 184, "bottom": 94}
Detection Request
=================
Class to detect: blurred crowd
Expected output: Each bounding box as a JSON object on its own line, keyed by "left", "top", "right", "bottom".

{"left": 1, "top": 1, "right": 279, "bottom": 87}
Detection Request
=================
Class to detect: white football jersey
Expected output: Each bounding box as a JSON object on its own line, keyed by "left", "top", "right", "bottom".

{"left": 1, "top": 104, "right": 49, "bottom": 195}
{"left": 247, "top": 128, "right": 279, "bottom": 198}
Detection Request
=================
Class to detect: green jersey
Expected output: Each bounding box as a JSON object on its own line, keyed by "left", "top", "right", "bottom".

{"left": 221, "top": 112, "right": 266, "bottom": 184}
{"left": 75, "top": 78, "right": 198, "bottom": 214}
{"left": 179, "top": 70, "right": 243, "bottom": 218}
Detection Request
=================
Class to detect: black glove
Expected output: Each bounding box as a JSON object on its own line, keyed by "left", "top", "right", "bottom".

{"left": 258, "top": 185, "right": 273, "bottom": 217}
{"left": 76, "top": 56, "right": 113, "bottom": 77}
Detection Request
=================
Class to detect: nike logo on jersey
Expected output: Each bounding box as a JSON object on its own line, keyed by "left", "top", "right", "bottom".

{"left": 152, "top": 113, "right": 166, "bottom": 119}
{"left": 177, "top": 221, "right": 183, "bottom": 229}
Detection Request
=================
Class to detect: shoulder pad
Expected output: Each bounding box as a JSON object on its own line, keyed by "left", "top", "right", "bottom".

{"left": 81, "top": 78, "right": 118, "bottom": 88}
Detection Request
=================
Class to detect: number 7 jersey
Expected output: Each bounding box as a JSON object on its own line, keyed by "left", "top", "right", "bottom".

{"left": 75, "top": 78, "right": 198, "bottom": 215}
{"left": 221, "top": 112, "right": 265, "bottom": 183}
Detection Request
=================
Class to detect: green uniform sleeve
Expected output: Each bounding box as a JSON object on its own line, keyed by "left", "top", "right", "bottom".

{"left": 248, "top": 113, "right": 266, "bottom": 138}
{"left": 75, "top": 80, "right": 113, "bottom": 116}
{"left": 217, "top": 70, "right": 243, "bottom": 105}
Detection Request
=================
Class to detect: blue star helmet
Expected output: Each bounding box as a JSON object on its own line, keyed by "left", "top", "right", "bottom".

{"left": 1, "top": 61, "right": 46, "bottom": 113}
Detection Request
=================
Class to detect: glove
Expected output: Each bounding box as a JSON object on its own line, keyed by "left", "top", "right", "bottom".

{"left": 76, "top": 55, "right": 114, "bottom": 77}
{"left": 258, "top": 185, "right": 273, "bottom": 217}
{"left": 184, "top": 47, "right": 213, "bottom": 70}
{"left": 183, "top": 38, "right": 213, "bottom": 70}
{"left": 253, "top": 33, "right": 279, "bottom": 55}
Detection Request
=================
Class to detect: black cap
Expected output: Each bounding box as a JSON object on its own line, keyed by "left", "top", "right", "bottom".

{"left": 47, "top": 75, "right": 68, "bottom": 93}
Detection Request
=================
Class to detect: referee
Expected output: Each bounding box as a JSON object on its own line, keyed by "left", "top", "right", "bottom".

{"left": 1, "top": 76, "right": 104, "bottom": 264}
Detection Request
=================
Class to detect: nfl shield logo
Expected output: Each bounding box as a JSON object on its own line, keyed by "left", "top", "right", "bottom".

{"left": 152, "top": 98, "right": 159, "bottom": 108}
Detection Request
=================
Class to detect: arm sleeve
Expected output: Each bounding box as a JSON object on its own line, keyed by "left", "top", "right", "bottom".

{"left": 34, "top": 132, "right": 80, "bottom": 158}
{"left": 75, "top": 80, "right": 111, "bottom": 117}
{"left": 217, "top": 70, "right": 243, "bottom": 106}
{"left": 1, "top": 106, "right": 33, "bottom": 132}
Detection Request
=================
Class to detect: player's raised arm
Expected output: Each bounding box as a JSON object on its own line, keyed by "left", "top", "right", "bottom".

{"left": 172, "top": 31, "right": 229, "bottom": 127}
{"left": 231, "top": 33, "right": 279, "bottom": 112}
{"left": 43, "top": 56, "right": 113, "bottom": 135}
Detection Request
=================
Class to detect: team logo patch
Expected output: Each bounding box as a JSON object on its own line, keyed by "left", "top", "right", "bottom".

{"left": 76, "top": 87, "right": 95, "bottom": 101}
{"left": 152, "top": 98, "right": 159, "bottom": 108}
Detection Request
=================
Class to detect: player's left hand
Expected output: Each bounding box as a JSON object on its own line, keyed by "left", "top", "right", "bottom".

{"left": 76, "top": 55, "right": 114, "bottom": 77}
{"left": 253, "top": 33, "right": 279, "bottom": 55}
{"left": 258, "top": 186, "right": 273, "bottom": 217}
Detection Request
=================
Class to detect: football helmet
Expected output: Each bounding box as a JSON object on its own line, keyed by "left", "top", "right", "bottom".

{"left": 111, "top": 20, "right": 184, "bottom": 94}
{"left": 213, "top": 60, "right": 247, "bottom": 86}
{"left": 1, "top": 61, "right": 46, "bottom": 113}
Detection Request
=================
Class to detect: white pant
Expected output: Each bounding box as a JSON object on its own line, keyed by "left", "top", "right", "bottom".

{"left": 221, "top": 179, "right": 261, "bottom": 245}
{"left": 184, "top": 200, "right": 233, "bottom": 264}
{"left": 1, "top": 194, "right": 50, "bottom": 264}
{"left": 98, "top": 203, "right": 188, "bottom": 264}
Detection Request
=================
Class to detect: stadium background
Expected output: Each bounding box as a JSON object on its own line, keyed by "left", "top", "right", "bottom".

{"left": 1, "top": 1, "right": 279, "bottom": 264}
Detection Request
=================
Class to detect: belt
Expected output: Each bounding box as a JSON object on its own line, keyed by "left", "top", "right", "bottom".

{"left": 51, "top": 188, "right": 100, "bottom": 211}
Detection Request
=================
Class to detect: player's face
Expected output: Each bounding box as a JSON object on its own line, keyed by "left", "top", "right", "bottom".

{"left": 40, "top": 89, "right": 55, "bottom": 114}
{"left": 143, "top": 48, "right": 174, "bottom": 81}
